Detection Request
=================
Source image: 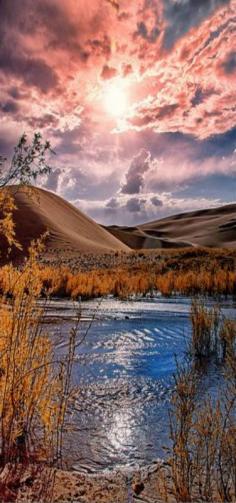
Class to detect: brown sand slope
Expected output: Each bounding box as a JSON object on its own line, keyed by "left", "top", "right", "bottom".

{"left": 0, "top": 186, "right": 130, "bottom": 257}
{"left": 106, "top": 204, "right": 236, "bottom": 249}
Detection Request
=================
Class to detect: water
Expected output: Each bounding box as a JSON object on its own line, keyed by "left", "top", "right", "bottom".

{"left": 42, "top": 296, "right": 236, "bottom": 473}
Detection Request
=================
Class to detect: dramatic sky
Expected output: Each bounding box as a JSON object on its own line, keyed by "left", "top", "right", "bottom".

{"left": 0, "top": 0, "right": 236, "bottom": 225}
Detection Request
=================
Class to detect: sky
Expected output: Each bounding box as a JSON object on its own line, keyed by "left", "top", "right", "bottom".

{"left": 0, "top": 0, "right": 236, "bottom": 225}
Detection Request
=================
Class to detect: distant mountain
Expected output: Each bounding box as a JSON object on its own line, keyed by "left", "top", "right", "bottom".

{"left": 0, "top": 186, "right": 129, "bottom": 260}
{"left": 106, "top": 204, "right": 236, "bottom": 249}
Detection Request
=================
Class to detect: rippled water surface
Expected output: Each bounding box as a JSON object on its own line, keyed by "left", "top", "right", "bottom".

{"left": 43, "top": 296, "right": 235, "bottom": 473}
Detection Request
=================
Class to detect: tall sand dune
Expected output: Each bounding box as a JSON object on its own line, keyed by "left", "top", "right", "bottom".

{"left": 0, "top": 186, "right": 130, "bottom": 258}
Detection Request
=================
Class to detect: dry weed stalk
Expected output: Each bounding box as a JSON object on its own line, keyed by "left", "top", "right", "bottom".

{"left": 169, "top": 362, "right": 198, "bottom": 502}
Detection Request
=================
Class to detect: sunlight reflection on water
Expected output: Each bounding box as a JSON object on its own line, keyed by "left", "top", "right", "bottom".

{"left": 41, "top": 295, "right": 236, "bottom": 472}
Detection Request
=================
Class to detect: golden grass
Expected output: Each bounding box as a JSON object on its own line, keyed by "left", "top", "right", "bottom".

{"left": 0, "top": 239, "right": 77, "bottom": 469}
{"left": 1, "top": 246, "right": 236, "bottom": 300}
{"left": 22, "top": 264, "right": 236, "bottom": 299}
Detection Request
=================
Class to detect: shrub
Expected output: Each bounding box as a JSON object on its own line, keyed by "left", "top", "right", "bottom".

{"left": 190, "top": 299, "right": 221, "bottom": 360}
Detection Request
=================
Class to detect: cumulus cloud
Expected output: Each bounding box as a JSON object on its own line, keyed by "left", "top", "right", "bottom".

{"left": 121, "top": 149, "right": 151, "bottom": 194}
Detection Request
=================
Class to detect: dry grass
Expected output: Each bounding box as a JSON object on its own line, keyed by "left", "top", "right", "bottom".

{"left": 0, "top": 238, "right": 78, "bottom": 503}
{"left": 0, "top": 259, "right": 234, "bottom": 301}
{"left": 1, "top": 246, "right": 236, "bottom": 300}
{"left": 168, "top": 302, "right": 236, "bottom": 502}
{"left": 190, "top": 299, "right": 221, "bottom": 360}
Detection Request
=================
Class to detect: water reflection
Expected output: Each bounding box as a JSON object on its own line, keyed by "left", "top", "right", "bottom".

{"left": 42, "top": 296, "right": 235, "bottom": 472}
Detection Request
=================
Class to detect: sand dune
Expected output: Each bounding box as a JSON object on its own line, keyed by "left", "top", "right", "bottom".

{"left": 106, "top": 204, "right": 236, "bottom": 249}
{"left": 1, "top": 187, "right": 235, "bottom": 258}
{"left": 0, "top": 186, "right": 129, "bottom": 258}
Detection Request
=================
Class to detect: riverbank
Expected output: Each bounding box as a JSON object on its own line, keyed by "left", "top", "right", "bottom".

{"left": 2, "top": 460, "right": 172, "bottom": 502}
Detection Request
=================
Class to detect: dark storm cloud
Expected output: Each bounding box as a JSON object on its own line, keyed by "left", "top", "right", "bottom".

{"left": 163, "top": 0, "right": 230, "bottom": 49}
{"left": 126, "top": 197, "right": 146, "bottom": 213}
{"left": 119, "top": 129, "right": 236, "bottom": 169}
{"left": 151, "top": 196, "right": 163, "bottom": 207}
{"left": 0, "top": 100, "right": 19, "bottom": 114}
{"left": 121, "top": 149, "right": 151, "bottom": 194}
{"left": 35, "top": 1, "right": 113, "bottom": 62}
{"left": 0, "top": 48, "right": 58, "bottom": 93}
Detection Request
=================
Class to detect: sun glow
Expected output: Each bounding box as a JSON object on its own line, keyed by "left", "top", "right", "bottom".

{"left": 103, "top": 80, "right": 128, "bottom": 117}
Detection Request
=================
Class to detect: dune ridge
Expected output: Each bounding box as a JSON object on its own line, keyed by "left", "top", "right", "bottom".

{"left": 106, "top": 203, "right": 236, "bottom": 249}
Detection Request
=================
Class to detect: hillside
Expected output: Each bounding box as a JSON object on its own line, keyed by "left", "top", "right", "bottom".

{"left": 0, "top": 186, "right": 130, "bottom": 260}
{"left": 106, "top": 204, "right": 236, "bottom": 249}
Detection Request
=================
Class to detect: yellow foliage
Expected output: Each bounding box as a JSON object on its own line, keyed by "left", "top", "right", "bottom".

{"left": 0, "top": 189, "right": 22, "bottom": 253}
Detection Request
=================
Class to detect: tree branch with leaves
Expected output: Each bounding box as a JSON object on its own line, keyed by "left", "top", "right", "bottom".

{"left": 0, "top": 132, "right": 54, "bottom": 254}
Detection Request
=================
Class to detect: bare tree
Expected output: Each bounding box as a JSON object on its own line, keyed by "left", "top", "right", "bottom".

{"left": 0, "top": 132, "right": 53, "bottom": 188}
